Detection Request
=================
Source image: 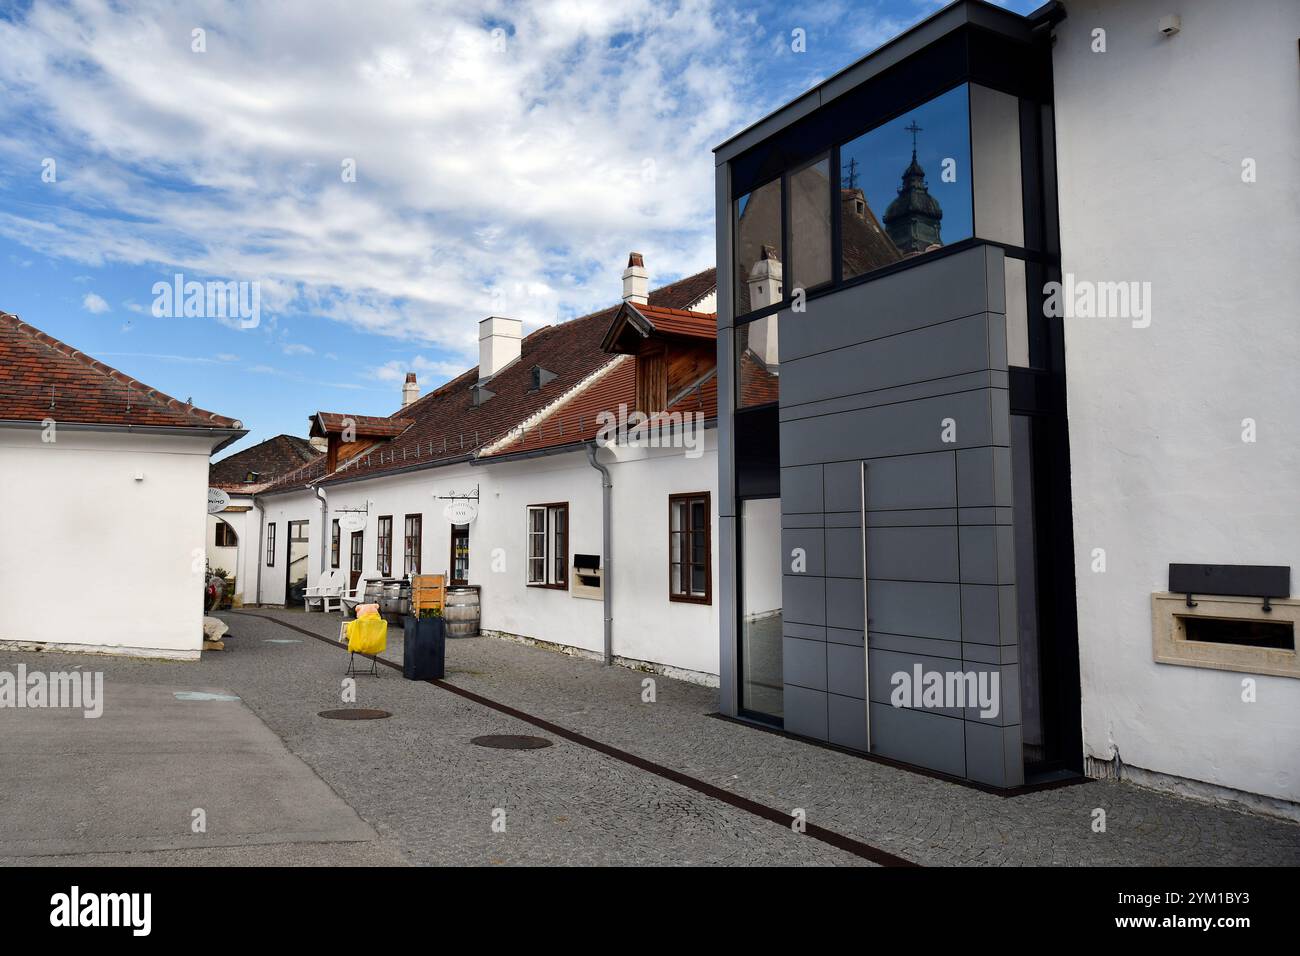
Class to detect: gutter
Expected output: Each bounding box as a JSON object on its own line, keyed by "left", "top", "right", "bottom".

{"left": 585, "top": 442, "right": 614, "bottom": 666}
{"left": 252, "top": 493, "right": 265, "bottom": 607}
{"left": 314, "top": 484, "right": 329, "bottom": 578}
{"left": 0, "top": 418, "right": 247, "bottom": 454}
{"left": 478, "top": 418, "right": 718, "bottom": 467}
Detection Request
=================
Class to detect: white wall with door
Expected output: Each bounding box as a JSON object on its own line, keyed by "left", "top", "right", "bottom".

{"left": 286, "top": 432, "right": 721, "bottom": 680}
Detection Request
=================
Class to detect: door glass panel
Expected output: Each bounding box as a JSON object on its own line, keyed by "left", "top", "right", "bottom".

{"left": 287, "top": 520, "right": 310, "bottom": 604}
{"left": 740, "top": 497, "right": 784, "bottom": 719}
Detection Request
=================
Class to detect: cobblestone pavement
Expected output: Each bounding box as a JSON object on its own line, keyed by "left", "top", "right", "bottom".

{"left": 6, "top": 608, "right": 1298, "bottom": 866}
{"left": 0, "top": 617, "right": 861, "bottom": 867}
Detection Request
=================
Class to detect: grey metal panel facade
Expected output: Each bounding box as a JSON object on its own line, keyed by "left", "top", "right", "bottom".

{"left": 768, "top": 244, "right": 1024, "bottom": 787}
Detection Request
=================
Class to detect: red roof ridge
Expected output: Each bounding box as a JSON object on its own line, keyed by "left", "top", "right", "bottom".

{"left": 630, "top": 302, "right": 716, "bottom": 319}
{"left": 0, "top": 310, "right": 242, "bottom": 429}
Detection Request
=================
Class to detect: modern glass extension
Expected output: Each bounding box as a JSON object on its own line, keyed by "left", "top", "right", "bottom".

{"left": 718, "top": 3, "right": 1082, "bottom": 785}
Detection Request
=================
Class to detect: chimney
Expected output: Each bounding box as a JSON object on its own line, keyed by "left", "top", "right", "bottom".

{"left": 746, "top": 244, "right": 783, "bottom": 310}
{"left": 622, "top": 252, "right": 648, "bottom": 304}
{"left": 402, "top": 372, "right": 420, "bottom": 407}
{"left": 479, "top": 316, "right": 523, "bottom": 381}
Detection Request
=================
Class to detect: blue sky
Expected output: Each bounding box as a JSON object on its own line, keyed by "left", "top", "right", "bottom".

{"left": 0, "top": 0, "right": 1036, "bottom": 458}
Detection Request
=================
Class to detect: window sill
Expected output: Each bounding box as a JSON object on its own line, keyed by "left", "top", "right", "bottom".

{"left": 670, "top": 594, "right": 712, "bottom": 606}
{"left": 527, "top": 583, "right": 569, "bottom": 591}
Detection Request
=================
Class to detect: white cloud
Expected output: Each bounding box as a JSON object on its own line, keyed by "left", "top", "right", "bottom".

{"left": 0, "top": 0, "right": 752, "bottom": 349}
{"left": 81, "top": 292, "right": 110, "bottom": 313}
{"left": 370, "top": 354, "right": 468, "bottom": 385}
{"left": 282, "top": 342, "right": 315, "bottom": 356}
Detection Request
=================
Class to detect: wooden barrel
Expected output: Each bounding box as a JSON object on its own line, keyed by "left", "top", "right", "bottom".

{"left": 444, "top": 586, "right": 480, "bottom": 638}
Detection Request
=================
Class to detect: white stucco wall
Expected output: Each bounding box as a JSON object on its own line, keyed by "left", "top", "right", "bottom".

{"left": 1052, "top": 0, "right": 1300, "bottom": 802}
{"left": 205, "top": 495, "right": 259, "bottom": 604}
{"left": 0, "top": 426, "right": 220, "bottom": 658}
{"left": 253, "top": 434, "right": 721, "bottom": 678}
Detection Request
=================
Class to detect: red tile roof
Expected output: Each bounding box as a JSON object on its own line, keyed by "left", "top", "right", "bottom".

{"left": 602, "top": 300, "right": 717, "bottom": 352}
{"left": 311, "top": 412, "right": 414, "bottom": 439}
{"left": 259, "top": 267, "right": 717, "bottom": 492}
{"left": 737, "top": 349, "right": 780, "bottom": 408}
{"left": 0, "top": 310, "right": 243, "bottom": 431}
{"left": 632, "top": 303, "right": 717, "bottom": 339}
{"left": 483, "top": 361, "right": 718, "bottom": 459}
{"left": 209, "top": 434, "right": 322, "bottom": 492}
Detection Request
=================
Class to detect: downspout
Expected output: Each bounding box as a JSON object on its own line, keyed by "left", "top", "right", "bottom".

{"left": 585, "top": 442, "right": 613, "bottom": 665}
{"left": 314, "top": 484, "right": 329, "bottom": 578}
{"left": 252, "top": 494, "right": 265, "bottom": 607}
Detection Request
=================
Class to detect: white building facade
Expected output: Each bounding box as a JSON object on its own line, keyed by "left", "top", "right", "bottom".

{"left": 246, "top": 264, "right": 724, "bottom": 683}
{"left": 0, "top": 312, "right": 245, "bottom": 659}
{"left": 1051, "top": 0, "right": 1300, "bottom": 815}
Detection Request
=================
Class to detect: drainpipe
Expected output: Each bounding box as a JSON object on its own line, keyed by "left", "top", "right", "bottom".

{"left": 252, "top": 494, "right": 265, "bottom": 607}
{"left": 585, "top": 442, "right": 613, "bottom": 665}
{"left": 314, "top": 484, "right": 329, "bottom": 578}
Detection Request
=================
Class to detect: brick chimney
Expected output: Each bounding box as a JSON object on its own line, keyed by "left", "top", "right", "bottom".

{"left": 622, "top": 252, "right": 648, "bottom": 304}
{"left": 402, "top": 371, "right": 419, "bottom": 407}
{"left": 479, "top": 316, "right": 523, "bottom": 381}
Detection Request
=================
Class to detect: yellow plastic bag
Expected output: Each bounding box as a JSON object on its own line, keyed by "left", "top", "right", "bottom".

{"left": 345, "top": 615, "right": 387, "bottom": 656}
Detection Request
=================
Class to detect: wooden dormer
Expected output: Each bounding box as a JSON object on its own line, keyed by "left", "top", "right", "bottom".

{"left": 601, "top": 301, "right": 716, "bottom": 416}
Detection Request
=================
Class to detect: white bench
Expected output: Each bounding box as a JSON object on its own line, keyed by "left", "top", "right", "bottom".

{"left": 303, "top": 568, "right": 345, "bottom": 613}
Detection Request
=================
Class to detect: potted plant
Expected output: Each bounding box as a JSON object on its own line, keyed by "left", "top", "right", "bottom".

{"left": 402, "top": 605, "right": 445, "bottom": 680}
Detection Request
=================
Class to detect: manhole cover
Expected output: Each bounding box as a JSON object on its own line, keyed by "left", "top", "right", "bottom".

{"left": 471, "top": 734, "right": 552, "bottom": 750}
{"left": 319, "top": 709, "right": 392, "bottom": 720}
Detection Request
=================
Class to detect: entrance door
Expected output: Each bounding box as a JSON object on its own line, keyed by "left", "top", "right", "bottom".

{"left": 450, "top": 524, "right": 470, "bottom": 585}
{"left": 349, "top": 530, "right": 364, "bottom": 591}
{"left": 285, "top": 520, "right": 310, "bottom": 605}
{"left": 738, "top": 497, "right": 783, "bottom": 722}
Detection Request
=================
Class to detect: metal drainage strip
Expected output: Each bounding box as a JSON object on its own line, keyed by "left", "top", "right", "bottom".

{"left": 471, "top": 734, "right": 552, "bottom": 750}
{"left": 319, "top": 709, "right": 392, "bottom": 720}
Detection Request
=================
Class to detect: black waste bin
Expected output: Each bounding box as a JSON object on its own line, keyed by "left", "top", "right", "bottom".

{"left": 402, "top": 613, "right": 445, "bottom": 680}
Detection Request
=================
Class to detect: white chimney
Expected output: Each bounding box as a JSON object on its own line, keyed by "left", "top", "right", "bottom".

{"left": 746, "top": 244, "right": 783, "bottom": 310}
{"left": 622, "top": 251, "right": 648, "bottom": 304}
{"left": 402, "top": 371, "right": 419, "bottom": 407}
{"left": 479, "top": 316, "right": 522, "bottom": 380}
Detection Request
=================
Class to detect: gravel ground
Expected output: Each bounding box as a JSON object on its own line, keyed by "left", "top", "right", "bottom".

{"left": 3, "top": 607, "right": 1297, "bottom": 867}
{"left": 240, "top": 607, "right": 1300, "bottom": 867}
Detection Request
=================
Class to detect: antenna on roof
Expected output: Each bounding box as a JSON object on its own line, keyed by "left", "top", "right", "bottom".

{"left": 842, "top": 156, "right": 859, "bottom": 191}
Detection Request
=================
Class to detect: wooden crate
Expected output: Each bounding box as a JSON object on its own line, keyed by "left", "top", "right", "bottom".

{"left": 410, "top": 574, "right": 446, "bottom": 615}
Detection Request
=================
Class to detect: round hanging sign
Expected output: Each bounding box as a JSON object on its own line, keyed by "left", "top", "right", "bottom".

{"left": 337, "top": 512, "right": 366, "bottom": 533}
{"left": 443, "top": 499, "right": 478, "bottom": 524}
{"left": 207, "top": 488, "right": 230, "bottom": 514}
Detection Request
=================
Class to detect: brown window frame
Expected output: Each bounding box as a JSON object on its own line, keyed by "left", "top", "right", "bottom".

{"left": 403, "top": 514, "right": 422, "bottom": 576}
{"left": 376, "top": 515, "right": 393, "bottom": 577}
{"left": 349, "top": 530, "right": 364, "bottom": 576}
{"left": 215, "top": 522, "right": 238, "bottom": 548}
{"left": 330, "top": 519, "right": 340, "bottom": 569}
{"left": 265, "top": 522, "right": 276, "bottom": 567}
{"left": 450, "top": 523, "right": 470, "bottom": 585}
{"left": 526, "top": 502, "right": 568, "bottom": 590}
{"left": 668, "top": 492, "right": 712, "bottom": 605}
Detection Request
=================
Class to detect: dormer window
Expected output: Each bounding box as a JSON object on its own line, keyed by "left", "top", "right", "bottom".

{"left": 530, "top": 365, "right": 557, "bottom": 392}
{"left": 244, "top": 471, "right": 259, "bottom": 483}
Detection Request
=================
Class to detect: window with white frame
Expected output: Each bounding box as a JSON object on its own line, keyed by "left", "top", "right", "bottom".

{"left": 526, "top": 503, "right": 568, "bottom": 588}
